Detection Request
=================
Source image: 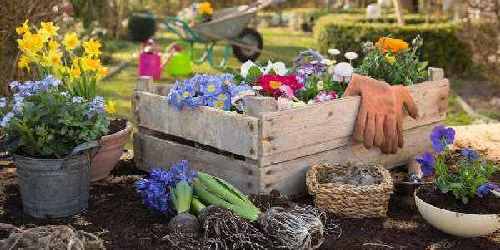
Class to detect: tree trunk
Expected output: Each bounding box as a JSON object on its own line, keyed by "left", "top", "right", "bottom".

{"left": 393, "top": 0, "right": 406, "bottom": 25}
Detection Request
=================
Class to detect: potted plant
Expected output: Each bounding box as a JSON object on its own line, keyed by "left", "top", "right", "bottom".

{"left": 414, "top": 125, "right": 500, "bottom": 237}
{"left": 0, "top": 76, "right": 108, "bottom": 218}
{"left": 15, "top": 20, "right": 132, "bottom": 181}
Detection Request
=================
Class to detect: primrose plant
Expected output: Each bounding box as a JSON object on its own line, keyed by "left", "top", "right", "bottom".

{"left": 416, "top": 126, "right": 498, "bottom": 204}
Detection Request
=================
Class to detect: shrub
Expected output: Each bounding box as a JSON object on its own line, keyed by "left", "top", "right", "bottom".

{"left": 314, "top": 14, "right": 473, "bottom": 75}
{"left": 128, "top": 12, "right": 156, "bottom": 42}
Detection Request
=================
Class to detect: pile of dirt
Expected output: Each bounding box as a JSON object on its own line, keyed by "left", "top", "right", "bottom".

{"left": 1, "top": 160, "right": 499, "bottom": 250}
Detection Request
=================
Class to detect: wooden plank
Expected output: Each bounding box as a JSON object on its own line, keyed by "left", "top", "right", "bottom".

{"left": 259, "top": 123, "right": 438, "bottom": 195}
{"left": 134, "top": 91, "right": 260, "bottom": 159}
{"left": 259, "top": 80, "right": 449, "bottom": 165}
{"left": 134, "top": 133, "right": 261, "bottom": 194}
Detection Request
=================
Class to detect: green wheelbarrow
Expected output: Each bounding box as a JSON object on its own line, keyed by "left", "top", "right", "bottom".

{"left": 164, "top": 0, "right": 276, "bottom": 68}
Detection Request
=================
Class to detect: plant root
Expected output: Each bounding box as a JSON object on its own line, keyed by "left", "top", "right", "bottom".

{"left": 0, "top": 223, "right": 104, "bottom": 250}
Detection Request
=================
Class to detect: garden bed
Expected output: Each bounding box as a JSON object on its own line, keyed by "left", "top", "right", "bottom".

{"left": 1, "top": 158, "right": 498, "bottom": 249}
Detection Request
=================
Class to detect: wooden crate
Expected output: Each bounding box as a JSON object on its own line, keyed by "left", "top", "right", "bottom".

{"left": 133, "top": 68, "right": 449, "bottom": 196}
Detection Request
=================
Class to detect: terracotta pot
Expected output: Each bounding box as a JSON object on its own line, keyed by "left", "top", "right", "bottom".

{"left": 90, "top": 121, "right": 132, "bottom": 181}
{"left": 415, "top": 191, "right": 500, "bottom": 237}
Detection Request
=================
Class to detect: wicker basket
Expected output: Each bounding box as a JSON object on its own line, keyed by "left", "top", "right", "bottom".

{"left": 306, "top": 163, "right": 393, "bottom": 218}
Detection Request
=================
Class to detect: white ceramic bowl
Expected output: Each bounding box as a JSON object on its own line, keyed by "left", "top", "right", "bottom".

{"left": 415, "top": 194, "right": 500, "bottom": 237}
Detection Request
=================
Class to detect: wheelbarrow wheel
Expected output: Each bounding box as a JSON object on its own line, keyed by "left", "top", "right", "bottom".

{"left": 232, "top": 28, "right": 263, "bottom": 63}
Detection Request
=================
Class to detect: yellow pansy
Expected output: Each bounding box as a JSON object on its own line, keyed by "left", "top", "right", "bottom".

{"left": 17, "top": 55, "right": 30, "bottom": 70}
{"left": 16, "top": 19, "right": 30, "bottom": 35}
{"left": 40, "top": 21, "right": 59, "bottom": 37}
{"left": 83, "top": 39, "right": 101, "bottom": 57}
{"left": 63, "top": 32, "right": 79, "bottom": 50}
{"left": 105, "top": 101, "right": 117, "bottom": 114}
{"left": 81, "top": 57, "right": 101, "bottom": 71}
{"left": 385, "top": 54, "right": 396, "bottom": 65}
{"left": 70, "top": 66, "right": 81, "bottom": 78}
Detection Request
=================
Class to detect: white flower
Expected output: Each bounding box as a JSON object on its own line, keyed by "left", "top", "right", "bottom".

{"left": 333, "top": 62, "right": 354, "bottom": 83}
{"left": 72, "top": 96, "right": 84, "bottom": 104}
{"left": 262, "top": 61, "right": 288, "bottom": 76}
{"left": 0, "top": 97, "right": 7, "bottom": 108}
{"left": 344, "top": 52, "right": 359, "bottom": 61}
{"left": 1, "top": 112, "right": 14, "bottom": 128}
{"left": 328, "top": 49, "right": 341, "bottom": 56}
{"left": 252, "top": 86, "right": 263, "bottom": 91}
{"left": 240, "top": 60, "right": 258, "bottom": 78}
{"left": 321, "top": 59, "right": 334, "bottom": 66}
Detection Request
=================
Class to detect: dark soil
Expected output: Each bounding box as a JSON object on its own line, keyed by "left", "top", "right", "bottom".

{"left": 417, "top": 185, "right": 500, "bottom": 215}
{"left": 108, "top": 118, "right": 127, "bottom": 135}
{"left": 1, "top": 160, "right": 499, "bottom": 250}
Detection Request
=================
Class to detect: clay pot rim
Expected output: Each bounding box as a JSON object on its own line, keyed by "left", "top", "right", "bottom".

{"left": 101, "top": 121, "right": 132, "bottom": 142}
{"left": 414, "top": 187, "right": 500, "bottom": 217}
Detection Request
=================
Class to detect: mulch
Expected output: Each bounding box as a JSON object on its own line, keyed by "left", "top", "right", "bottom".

{"left": 1, "top": 158, "right": 499, "bottom": 250}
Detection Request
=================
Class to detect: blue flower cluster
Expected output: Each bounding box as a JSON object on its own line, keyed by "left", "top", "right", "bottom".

{"left": 293, "top": 49, "right": 327, "bottom": 84}
{"left": 87, "top": 96, "right": 105, "bottom": 118}
{"left": 167, "top": 74, "right": 253, "bottom": 111}
{"left": 135, "top": 160, "right": 197, "bottom": 214}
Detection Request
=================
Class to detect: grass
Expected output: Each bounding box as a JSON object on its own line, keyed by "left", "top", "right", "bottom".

{"left": 98, "top": 26, "right": 475, "bottom": 135}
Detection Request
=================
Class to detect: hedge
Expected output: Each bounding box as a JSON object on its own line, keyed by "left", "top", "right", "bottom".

{"left": 314, "top": 14, "right": 472, "bottom": 74}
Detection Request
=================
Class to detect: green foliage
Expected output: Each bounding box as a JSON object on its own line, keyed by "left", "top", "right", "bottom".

{"left": 128, "top": 12, "right": 156, "bottom": 42}
{"left": 314, "top": 14, "right": 473, "bottom": 75}
{"left": 296, "top": 75, "right": 346, "bottom": 102}
{"left": 3, "top": 91, "right": 108, "bottom": 158}
{"left": 357, "top": 36, "right": 428, "bottom": 85}
{"left": 434, "top": 150, "right": 497, "bottom": 204}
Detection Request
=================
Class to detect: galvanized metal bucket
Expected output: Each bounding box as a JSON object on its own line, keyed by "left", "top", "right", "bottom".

{"left": 14, "top": 142, "right": 98, "bottom": 218}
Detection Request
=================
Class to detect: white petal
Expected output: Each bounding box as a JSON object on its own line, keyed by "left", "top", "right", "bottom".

{"left": 241, "top": 60, "right": 257, "bottom": 78}
{"left": 272, "top": 62, "right": 288, "bottom": 76}
{"left": 328, "top": 49, "right": 341, "bottom": 55}
{"left": 333, "top": 62, "right": 354, "bottom": 77}
{"left": 344, "top": 52, "right": 359, "bottom": 60}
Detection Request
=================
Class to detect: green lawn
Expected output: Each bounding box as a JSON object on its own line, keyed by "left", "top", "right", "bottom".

{"left": 98, "top": 26, "right": 474, "bottom": 131}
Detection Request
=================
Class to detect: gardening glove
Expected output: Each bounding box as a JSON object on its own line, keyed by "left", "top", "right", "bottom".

{"left": 343, "top": 74, "right": 419, "bottom": 154}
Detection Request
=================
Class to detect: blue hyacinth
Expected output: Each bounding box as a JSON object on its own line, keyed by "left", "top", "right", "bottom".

{"left": 135, "top": 160, "right": 197, "bottom": 214}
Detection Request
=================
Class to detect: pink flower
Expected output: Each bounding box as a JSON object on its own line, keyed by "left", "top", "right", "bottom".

{"left": 257, "top": 74, "right": 303, "bottom": 97}
{"left": 314, "top": 91, "right": 338, "bottom": 103}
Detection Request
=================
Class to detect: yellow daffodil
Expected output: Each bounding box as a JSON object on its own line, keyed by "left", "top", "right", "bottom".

{"left": 70, "top": 66, "right": 81, "bottom": 78}
{"left": 48, "top": 40, "right": 60, "bottom": 51}
{"left": 105, "top": 101, "right": 117, "bottom": 114}
{"left": 198, "top": 2, "right": 213, "bottom": 15}
{"left": 17, "top": 32, "right": 44, "bottom": 54}
{"left": 16, "top": 19, "right": 30, "bottom": 35}
{"left": 83, "top": 39, "right": 101, "bottom": 58}
{"left": 81, "top": 57, "right": 101, "bottom": 71}
{"left": 40, "top": 21, "right": 59, "bottom": 37}
{"left": 17, "top": 55, "right": 30, "bottom": 70}
{"left": 63, "top": 32, "right": 79, "bottom": 50}
{"left": 97, "top": 66, "right": 108, "bottom": 78}
{"left": 385, "top": 54, "right": 396, "bottom": 64}
{"left": 43, "top": 50, "right": 62, "bottom": 67}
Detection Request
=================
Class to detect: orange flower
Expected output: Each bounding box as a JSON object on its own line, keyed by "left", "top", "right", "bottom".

{"left": 375, "top": 37, "right": 409, "bottom": 53}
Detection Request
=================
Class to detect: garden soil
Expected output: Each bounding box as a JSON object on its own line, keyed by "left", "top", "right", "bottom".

{"left": 1, "top": 157, "right": 499, "bottom": 250}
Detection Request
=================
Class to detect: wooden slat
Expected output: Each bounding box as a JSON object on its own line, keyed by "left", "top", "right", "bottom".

{"left": 134, "top": 133, "right": 260, "bottom": 194}
{"left": 259, "top": 124, "right": 438, "bottom": 195}
{"left": 134, "top": 91, "right": 260, "bottom": 159}
{"left": 259, "top": 79, "right": 449, "bottom": 165}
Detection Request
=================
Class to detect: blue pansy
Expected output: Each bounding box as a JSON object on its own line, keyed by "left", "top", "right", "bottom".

{"left": 460, "top": 148, "right": 479, "bottom": 161}
{"left": 416, "top": 152, "right": 435, "bottom": 177}
{"left": 430, "top": 125, "right": 455, "bottom": 153}
{"left": 477, "top": 182, "right": 499, "bottom": 198}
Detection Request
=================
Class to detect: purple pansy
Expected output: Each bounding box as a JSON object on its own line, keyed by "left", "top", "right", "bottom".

{"left": 460, "top": 148, "right": 479, "bottom": 161}
{"left": 430, "top": 125, "right": 455, "bottom": 153}
{"left": 477, "top": 182, "right": 500, "bottom": 198}
{"left": 416, "top": 152, "right": 435, "bottom": 177}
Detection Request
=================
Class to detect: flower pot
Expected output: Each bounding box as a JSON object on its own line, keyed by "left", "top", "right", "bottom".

{"left": 415, "top": 189, "right": 500, "bottom": 237}
{"left": 14, "top": 153, "right": 93, "bottom": 218}
{"left": 90, "top": 121, "right": 132, "bottom": 181}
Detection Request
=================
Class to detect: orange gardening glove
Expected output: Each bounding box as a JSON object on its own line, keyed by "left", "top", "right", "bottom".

{"left": 343, "top": 74, "right": 419, "bottom": 154}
